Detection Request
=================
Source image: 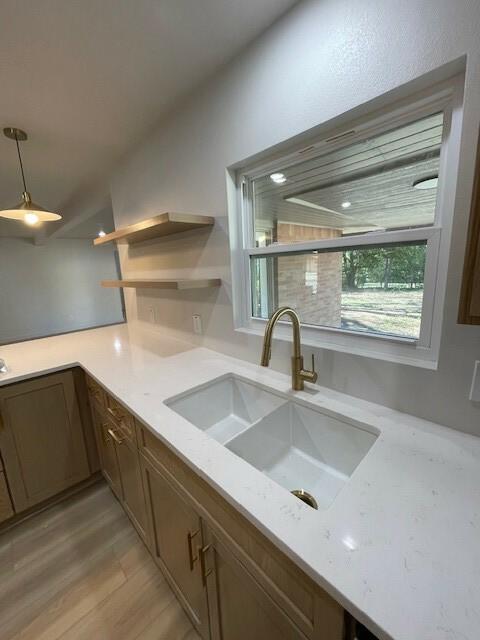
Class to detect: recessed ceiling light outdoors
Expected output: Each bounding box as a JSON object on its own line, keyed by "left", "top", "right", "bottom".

{"left": 98, "top": 230, "right": 106, "bottom": 237}
{"left": 341, "top": 201, "right": 352, "bottom": 208}
{"left": 413, "top": 175, "right": 438, "bottom": 190}
{"left": 270, "top": 172, "right": 287, "bottom": 184}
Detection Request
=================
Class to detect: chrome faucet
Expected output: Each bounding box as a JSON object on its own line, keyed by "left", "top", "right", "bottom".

{"left": 260, "top": 307, "right": 317, "bottom": 391}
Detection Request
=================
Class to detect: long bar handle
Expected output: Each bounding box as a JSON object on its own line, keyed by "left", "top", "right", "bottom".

{"left": 107, "top": 406, "right": 126, "bottom": 423}
{"left": 199, "top": 544, "right": 212, "bottom": 586}
{"left": 187, "top": 529, "right": 200, "bottom": 570}
{"left": 107, "top": 427, "right": 124, "bottom": 445}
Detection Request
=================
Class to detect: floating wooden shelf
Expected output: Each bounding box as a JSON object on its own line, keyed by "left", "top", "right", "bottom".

{"left": 101, "top": 278, "right": 221, "bottom": 291}
{"left": 94, "top": 212, "right": 214, "bottom": 246}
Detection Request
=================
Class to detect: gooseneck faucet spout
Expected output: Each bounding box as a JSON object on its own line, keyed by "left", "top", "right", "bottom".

{"left": 260, "top": 307, "right": 317, "bottom": 391}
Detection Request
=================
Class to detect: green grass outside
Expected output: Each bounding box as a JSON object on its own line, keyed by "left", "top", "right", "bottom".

{"left": 341, "top": 288, "right": 423, "bottom": 338}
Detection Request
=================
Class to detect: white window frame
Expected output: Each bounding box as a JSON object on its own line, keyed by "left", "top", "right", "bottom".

{"left": 227, "top": 76, "right": 464, "bottom": 369}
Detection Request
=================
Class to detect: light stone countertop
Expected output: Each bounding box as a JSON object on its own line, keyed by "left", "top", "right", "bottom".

{"left": 1, "top": 323, "right": 479, "bottom": 640}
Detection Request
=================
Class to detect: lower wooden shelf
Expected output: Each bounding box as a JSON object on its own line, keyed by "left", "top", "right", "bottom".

{"left": 101, "top": 278, "right": 221, "bottom": 290}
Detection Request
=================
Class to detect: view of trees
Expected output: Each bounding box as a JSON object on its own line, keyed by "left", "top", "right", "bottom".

{"left": 342, "top": 243, "right": 426, "bottom": 290}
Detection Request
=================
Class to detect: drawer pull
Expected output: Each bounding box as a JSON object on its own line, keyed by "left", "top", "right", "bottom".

{"left": 187, "top": 529, "right": 200, "bottom": 571}
{"left": 199, "top": 544, "right": 212, "bottom": 585}
{"left": 107, "top": 406, "right": 131, "bottom": 431}
{"left": 102, "top": 423, "right": 110, "bottom": 443}
{"left": 107, "top": 406, "right": 122, "bottom": 420}
{"left": 107, "top": 428, "right": 124, "bottom": 445}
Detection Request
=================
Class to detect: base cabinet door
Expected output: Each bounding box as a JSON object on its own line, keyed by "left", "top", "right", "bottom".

{"left": 0, "top": 470, "right": 14, "bottom": 522}
{"left": 204, "top": 527, "right": 308, "bottom": 640}
{"left": 0, "top": 371, "right": 90, "bottom": 512}
{"left": 113, "top": 425, "right": 148, "bottom": 541}
{"left": 142, "top": 457, "right": 210, "bottom": 639}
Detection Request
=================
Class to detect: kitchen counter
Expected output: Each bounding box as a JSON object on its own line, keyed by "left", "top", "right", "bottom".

{"left": 1, "top": 323, "right": 479, "bottom": 640}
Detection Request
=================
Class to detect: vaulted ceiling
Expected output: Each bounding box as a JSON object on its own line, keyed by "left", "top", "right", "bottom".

{"left": 0, "top": 0, "right": 297, "bottom": 239}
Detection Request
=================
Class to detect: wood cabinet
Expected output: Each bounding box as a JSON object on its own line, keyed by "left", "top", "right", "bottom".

{"left": 0, "top": 371, "right": 91, "bottom": 512}
{"left": 142, "top": 457, "right": 210, "bottom": 639}
{"left": 91, "top": 405, "right": 122, "bottom": 498}
{"left": 84, "top": 374, "right": 345, "bottom": 640}
{"left": 204, "top": 529, "right": 308, "bottom": 640}
{"left": 87, "top": 379, "right": 148, "bottom": 542}
{"left": 138, "top": 424, "right": 344, "bottom": 640}
{"left": 141, "top": 450, "right": 310, "bottom": 640}
{"left": 459, "top": 130, "right": 480, "bottom": 324}
{"left": 113, "top": 419, "right": 148, "bottom": 540}
{"left": 0, "top": 462, "right": 14, "bottom": 523}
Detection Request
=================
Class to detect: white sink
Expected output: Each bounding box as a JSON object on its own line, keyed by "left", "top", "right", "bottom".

{"left": 165, "top": 374, "right": 285, "bottom": 444}
{"left": 165, "top": 374, "right": 378, "bottom": 509}
{"left": 226, "top": 401, "right": 378, "bottom": 510}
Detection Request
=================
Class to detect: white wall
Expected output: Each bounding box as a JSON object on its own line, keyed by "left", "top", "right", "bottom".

{"left": 110, "top": 0, "right": 480, "bottom": 436}
{"left": 0, "top": 238, "right": 124, "bottom": 343}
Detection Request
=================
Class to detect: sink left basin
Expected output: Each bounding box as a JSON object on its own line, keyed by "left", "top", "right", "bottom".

{"left": 165, "top": 373, "right": 286, "bottom": 444}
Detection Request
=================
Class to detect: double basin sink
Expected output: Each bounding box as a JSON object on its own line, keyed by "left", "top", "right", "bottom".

{"left": 165, "top": 374, "right": 378, "bottom": 510}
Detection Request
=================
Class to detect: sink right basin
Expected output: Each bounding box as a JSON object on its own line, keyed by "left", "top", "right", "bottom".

{"left": 226, "top": 401, "right": 378, "bottom": 510}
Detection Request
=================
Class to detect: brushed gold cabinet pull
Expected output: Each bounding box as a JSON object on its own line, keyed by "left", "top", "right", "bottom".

{"left": 107, "top": 427, "right": 124, "bottom": 445}
{"left": 187, "top": 529, "right": 200, "bottom": 570}
{"left": 107, "top": 406, "right": 119, "bottom": 420}
{"left": 199, "top": 544, "right": 212, "bottom": 586}
{"left": 102, "top": 423, "right": 111, "bottom": 443}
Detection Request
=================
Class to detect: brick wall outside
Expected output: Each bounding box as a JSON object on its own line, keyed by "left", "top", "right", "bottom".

{"left": 276, "top": 223, "right": 342, "bottom": 327}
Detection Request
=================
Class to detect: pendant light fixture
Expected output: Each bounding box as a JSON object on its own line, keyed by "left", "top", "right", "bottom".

{"left": 1, "top": 127, "right": 61, "bottom": 226}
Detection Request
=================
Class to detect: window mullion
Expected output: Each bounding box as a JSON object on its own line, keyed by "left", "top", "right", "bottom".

{"left": 247, "top": 226, "right": 440, "bottom": 258}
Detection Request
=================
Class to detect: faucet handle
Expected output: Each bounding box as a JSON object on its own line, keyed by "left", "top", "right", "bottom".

{"left": 304, "top": 353, "right": 318, "bottom": 385}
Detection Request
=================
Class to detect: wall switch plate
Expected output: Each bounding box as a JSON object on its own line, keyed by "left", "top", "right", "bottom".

{"left": 469, "top": 360, "right": 480, "bottom": 401}
{"left": 192, "top": 314, "right": 202, "bottom": 335}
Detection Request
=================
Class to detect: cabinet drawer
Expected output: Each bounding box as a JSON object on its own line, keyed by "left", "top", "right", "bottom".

{"left": 86, "top": 375, "right": 106, "bottom": 409}
{"left": 106, "top": 394, "right": 135, "bottom": 443}
{"left": 138, "top": 424, "right": 343, "bottom": 638}
{"left": 0, "top": 471, "right": 14, "bottom": 523}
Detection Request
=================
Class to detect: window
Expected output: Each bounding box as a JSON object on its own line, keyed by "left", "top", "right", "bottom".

{"left": 229, "top": 78, "right": 463, "bottom": 368}
{"left": 251, "top": 242, "right": 427, "bottom": 339}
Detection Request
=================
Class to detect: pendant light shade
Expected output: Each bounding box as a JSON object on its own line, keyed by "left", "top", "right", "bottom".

{"left": 1, "top": 127, "right": 61, "bottom": 225}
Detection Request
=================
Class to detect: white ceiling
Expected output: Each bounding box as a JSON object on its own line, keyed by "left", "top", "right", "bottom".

{"left": 0, "top": 0, "right": 297, "bottom": 239}
{"left": 254, "top": 112, "right": 443, "bottom": 238}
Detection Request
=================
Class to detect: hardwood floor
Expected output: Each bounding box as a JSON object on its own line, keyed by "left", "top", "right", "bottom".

{"left": 0, "top": 481, "right": 201, "bottom": 640}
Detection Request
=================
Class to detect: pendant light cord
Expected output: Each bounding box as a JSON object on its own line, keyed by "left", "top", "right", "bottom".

{"left": 14, "top": 131, "right": 28, "bottom": 193}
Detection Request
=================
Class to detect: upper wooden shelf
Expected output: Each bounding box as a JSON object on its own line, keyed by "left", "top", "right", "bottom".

{"left": 101, "top": 278, "right": 221, "bottom": 291}
{"left": 94, "top": 212, "right": 215, "bottom": 246}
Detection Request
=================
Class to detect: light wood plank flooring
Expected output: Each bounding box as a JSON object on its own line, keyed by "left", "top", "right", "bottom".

{"left": 0, "top": 481, "right": 200, "bottom": 640}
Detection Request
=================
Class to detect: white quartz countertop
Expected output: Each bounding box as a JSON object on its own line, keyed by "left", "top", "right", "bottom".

{"left": 1, "top": 323, "right": 479, "bottom": 640}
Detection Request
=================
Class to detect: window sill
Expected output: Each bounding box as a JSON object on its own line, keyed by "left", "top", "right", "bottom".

{"left": 236, "top": 320, "right": 439, "bottom": 370}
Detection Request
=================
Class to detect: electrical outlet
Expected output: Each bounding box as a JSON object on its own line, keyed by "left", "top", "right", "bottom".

{"left": 192, "top": 314, "right": 202, "bottom": 335}
{"left": 469, "top": 360, "right": 480, "bottom": 401}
